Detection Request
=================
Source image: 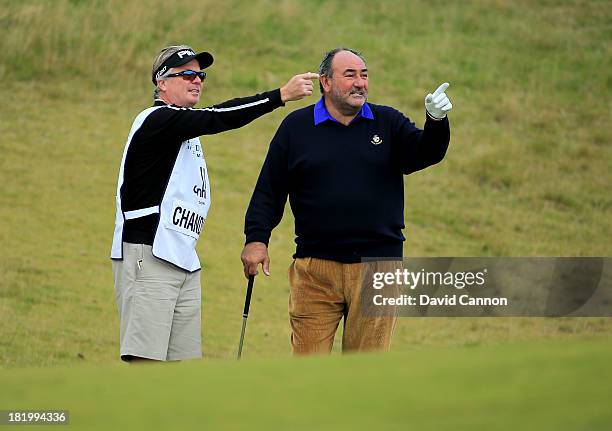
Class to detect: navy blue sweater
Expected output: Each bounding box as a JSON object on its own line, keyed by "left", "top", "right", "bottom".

{"left": 244, "top": 102, "right": 450, "bottom": 263}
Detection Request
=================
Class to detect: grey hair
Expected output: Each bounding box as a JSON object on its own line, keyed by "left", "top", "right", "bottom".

{"left": 151, "top": 44, "right": 194, "bottom": 101}
{"left": 318, "top": 47, "right": 366, "bottom": 93}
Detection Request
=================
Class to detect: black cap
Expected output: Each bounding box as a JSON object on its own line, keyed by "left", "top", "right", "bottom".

{"left": 152, "top": 48, "right": 214, "bottom": 84}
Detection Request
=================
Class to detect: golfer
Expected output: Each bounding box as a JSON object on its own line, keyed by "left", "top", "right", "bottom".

{"left": 111, "top": 44, "right": 318, "bottom": 362}
{"left": 241, "top": 47, "right": 452, "bottom": 354}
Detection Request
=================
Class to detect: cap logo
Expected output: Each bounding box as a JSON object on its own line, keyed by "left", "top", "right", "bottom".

{"left": 177, "top": 50, "right": 195, "bottom": 59}
{"left": 155, "top": 65, "right": 168, "bottom": 81}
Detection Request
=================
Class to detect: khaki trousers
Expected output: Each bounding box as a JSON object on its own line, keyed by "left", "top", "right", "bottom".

{"left": 288, "top": 257, "right": 397, "bottom": 355}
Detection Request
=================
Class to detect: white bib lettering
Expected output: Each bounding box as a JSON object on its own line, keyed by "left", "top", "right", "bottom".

{"left": 167, "top": 199, "right": 205, "bottom": 239}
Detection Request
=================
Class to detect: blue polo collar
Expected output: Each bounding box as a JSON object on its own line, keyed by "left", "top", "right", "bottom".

{"left": 313, "top": 97, "right": 374, "bottom": 125}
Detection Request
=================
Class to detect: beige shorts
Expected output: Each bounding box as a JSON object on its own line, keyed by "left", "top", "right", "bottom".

{"left": 112, "top": 243, "right": 202, "bottom": 361}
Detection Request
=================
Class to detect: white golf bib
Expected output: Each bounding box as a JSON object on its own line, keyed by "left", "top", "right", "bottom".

{"left": 111, "top": 107, "right": 211, "bottom": 272}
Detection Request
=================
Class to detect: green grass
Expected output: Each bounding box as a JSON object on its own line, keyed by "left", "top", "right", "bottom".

{"left": 1, "top": 338, "right": 611, "bottom": 430}
{"left": 0, "top": 0, "right": 611, "bottom": 369}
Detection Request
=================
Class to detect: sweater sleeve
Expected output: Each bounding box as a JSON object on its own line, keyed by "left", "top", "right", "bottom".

{"left": 244, "top": 119, "right": 290, "bottom": 246}
{"left": 142, "top": 89, "right": 284, "bottom": 143}
{"left": 391, "top": 108, "right": 451, "bottom": 175}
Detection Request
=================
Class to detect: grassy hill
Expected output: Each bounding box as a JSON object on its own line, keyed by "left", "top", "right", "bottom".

{"left": 0, "top": 0, "right": 611, "bottom": 369}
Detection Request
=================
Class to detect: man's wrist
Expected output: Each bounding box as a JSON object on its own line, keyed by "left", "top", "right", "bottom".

{"left": 426, "top": 110, "right": 446, "bottom": 121}
{"left": 245, "top": 233, "right": 270, "bottom": 246}
{"left": 279, "top": 86, "right": 289, "bottom": 104}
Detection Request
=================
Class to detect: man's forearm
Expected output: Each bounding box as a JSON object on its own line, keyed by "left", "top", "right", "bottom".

{"left": 419, "top": 114, "right": 450, "bottom": 164}
{"left": 200, "top": 89, "right": 284, "bottom": 135}
{"left": 244, "top": 188, "right": 286, "bottom": 245}
{"left": 398, "top": 114, "right": 450, "bottom": 174}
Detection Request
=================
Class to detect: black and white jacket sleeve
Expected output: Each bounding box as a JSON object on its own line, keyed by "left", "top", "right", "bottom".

{"left": 144, "top": 89, "right": 284, "bottom": 142}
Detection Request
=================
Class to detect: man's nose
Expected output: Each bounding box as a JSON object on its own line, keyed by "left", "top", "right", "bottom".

{"left": 353, "top": 76, "right": 365, "bottom": 87}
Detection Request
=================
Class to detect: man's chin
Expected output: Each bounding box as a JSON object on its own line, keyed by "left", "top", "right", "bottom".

{"left": 186, "top": 90, "right": 201, "bottom": 103}
{"left": 347, "top": 97, "right": 366, "bottom": 109}
{"left": 186, "top": 96, "right": 200, "bottom": 107}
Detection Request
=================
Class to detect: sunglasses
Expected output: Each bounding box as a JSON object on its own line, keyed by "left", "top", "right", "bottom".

{"left": 163, "top": 70, "right": 207, "bottom": 81}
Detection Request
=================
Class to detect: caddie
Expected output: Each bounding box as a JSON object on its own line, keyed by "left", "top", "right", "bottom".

{"left": 111, "top": 44, "right": 318, "bottom": 362}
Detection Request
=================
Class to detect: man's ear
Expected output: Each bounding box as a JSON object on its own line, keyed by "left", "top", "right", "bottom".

{"left": 320, "top": 75, "right": 331, "bottom": 93}
{"left": 157, "top": 80, "right": 167, "bottom": 92}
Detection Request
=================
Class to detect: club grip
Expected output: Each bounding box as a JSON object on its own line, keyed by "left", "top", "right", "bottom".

{"left": 242, "top": 275, "right": 255, "bottom": 317}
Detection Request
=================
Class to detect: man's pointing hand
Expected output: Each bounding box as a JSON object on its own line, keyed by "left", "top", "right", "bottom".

{"left": 281, "top": 72, "right": 320, "bottom": 103}
{"left": 425, "top": 82, "right": 452, "bottom": 120}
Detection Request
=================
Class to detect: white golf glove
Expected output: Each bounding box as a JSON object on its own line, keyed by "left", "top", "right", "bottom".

{"left": 425, "top": 82, "right": 452, "bottom": 119}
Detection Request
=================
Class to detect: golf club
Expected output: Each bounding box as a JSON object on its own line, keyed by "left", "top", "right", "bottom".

{"left": 237, "top": 274, "right": 255, "bottom": 359}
